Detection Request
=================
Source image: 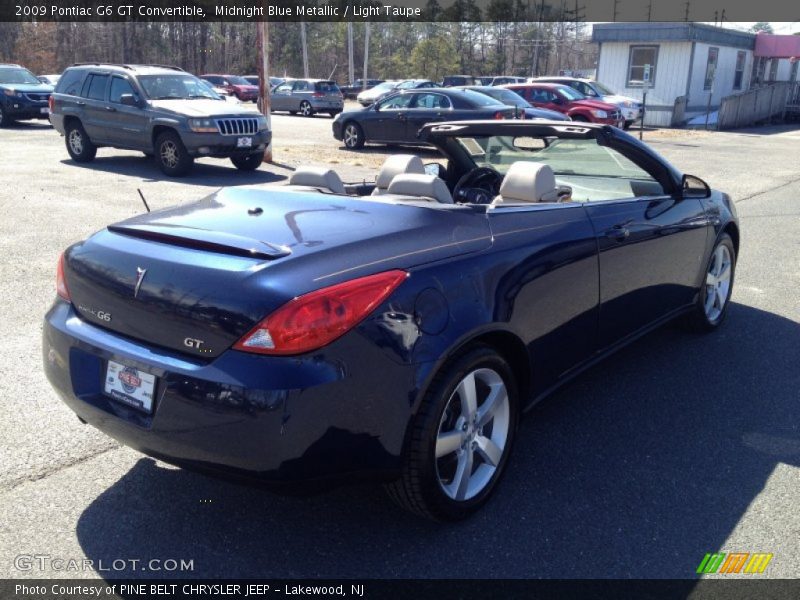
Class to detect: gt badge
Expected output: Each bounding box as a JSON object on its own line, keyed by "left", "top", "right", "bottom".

{"left": 134, "top": 267, "right": 147, "bottom": 298}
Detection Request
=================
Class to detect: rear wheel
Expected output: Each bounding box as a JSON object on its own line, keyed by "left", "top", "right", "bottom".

{"left": 623, "top": 120, "right": 634, "bottom": 130}
{"left": 230, "top": 151, "right": 264, "bottom": 171}
{"left": 684, "top": 233, "right": 736, "bottom": 332}
{"left": 300, "top": 101, "right": 314, "bottom": 117}
{"left": 0, "top": 105, "right": 12, "bottom": 127}
{"left": 343, "top": 122, "right": 365, "bottom": 149}
{"left": 155, "top": 131, "right": 193, "bottom": 177}
{"left": 65, "top": 121, "right": 97, "bottom": 162}
{"left": 385, "top": 345, "right": 518, "bottom": 521}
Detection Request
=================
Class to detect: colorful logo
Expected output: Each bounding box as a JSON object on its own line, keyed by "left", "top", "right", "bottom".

{"left": 118, "top": 366, "right": 142, "bottom": 394}
{"left": 697, "top": 552, "right": 773, "bottom": 574}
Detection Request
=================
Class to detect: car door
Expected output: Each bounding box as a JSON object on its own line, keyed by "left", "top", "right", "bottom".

{"left": 580, "top": 145, "right": 710, "bottom": 348}
{"left": 366, "top": 94, "right": 413, "bottom": 141}
{"left": 79, "top": 72, "right": 111, "bottom": 143}
{"left": 105, "top": 75, "right": 148, "bottom": 149}
{"left": 403, "top": 92, "right": 451, "bottom": 141}
{"left": 270, "top": 82, "right": 293, "bottom": 111}
{"left": 291, "top": 80, "right": 310, "bottom": 110}
{"left": 486, "top": 202, "right": 600, "bottom": 388}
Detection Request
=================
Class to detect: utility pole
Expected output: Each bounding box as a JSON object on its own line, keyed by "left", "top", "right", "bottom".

{"left": 256, "top": 14, "right": 272, "bottom": 163}
{"left": 684, "top": 1, "right": 690, "bottom": 21}
{"left": 363, "top": 22, "right": 370, "bottom": 83}
{"left": 647, "top": 0, "right": 652, "bottom": 21}
{"left": 300, "top": 21, "right": 309, "bottom": 78}
{"left": 612, "top": 0, "right": 619, "bottom": 21}
{"left": 347, "top": 22, "right": 354, "bottom": 85}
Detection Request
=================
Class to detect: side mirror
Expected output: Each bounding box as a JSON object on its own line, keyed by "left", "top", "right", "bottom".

{"left": 682, "top": 174, "right": 711, "bottom": 199}
{"left": 119, "top": 94, "right": 139, "bottom": 107}
{"left": 424, "top": 162, "right": 446, "bottom": 178}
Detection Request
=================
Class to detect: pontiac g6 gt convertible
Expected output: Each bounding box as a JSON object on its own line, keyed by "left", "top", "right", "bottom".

{"left": 43, "top": 121, "right": 739, "bottom": 521}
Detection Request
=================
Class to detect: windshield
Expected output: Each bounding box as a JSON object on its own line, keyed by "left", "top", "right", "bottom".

{"left": 556, "top": 86, "right": 585, "bottom": 101}
{"left": 139, "top": 75, "right": 220, "bottom": 100}
{"left": 460, "top": 89, "right": 506, "bottom": 107}
{"left": 477, "top": 88, "right": 530, "bottom": 108}
{"left": 593, "top": 81, "right": 616, "bottom": 95}
{"left": 227, "top": 76, "right": 251, "bottom": 86}
{"left": 455, "top": 134, "right": 661, "bottom": 201}
{"left": 0, "top": 67, "right": 41, "bottom": 85}
{"left": 373, "top": 81, "right": 397, "bottom": 91}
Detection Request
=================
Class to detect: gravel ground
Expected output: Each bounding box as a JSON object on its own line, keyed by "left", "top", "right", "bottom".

{"left": 0, "top": 114, "right": 798, "bottom": 580}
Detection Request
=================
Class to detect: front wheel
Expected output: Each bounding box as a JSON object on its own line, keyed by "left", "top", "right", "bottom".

{"left": 65, "top": 121, "right": 97, "bottom": 162}
{"left": 684, "top": 233, "right": 736, "bottom": 332}
{"left": 385, "top": 345, "right": 519, "bottom": 521}
{"left": 300, "top": 101, "right": 314, "bottom": 117}
{"left": 155, "top": 131, "right": 193, "bottom": 177}
{"left": 342, "top": 122, "right": 365, "bottom": 149}
{"left": 230, "top": 151, "right": 264, "bottom": 171}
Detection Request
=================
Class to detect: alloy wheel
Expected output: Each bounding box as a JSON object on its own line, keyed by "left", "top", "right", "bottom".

{"left": 344, "top": 124, "right": 360, "bottom": 148}
{"left": 300, "top": 102, "right": 312, "bottom": 117}
{"left": 435, "top": 368, "right": 510, "bottom": 501}
{"left": 68, "top": 129, "right": 84, "bottom": 155}
{"left": 160, "top": 140, "right": 179, "bottom": 168}
{"left": 704, "top": 243, "right": 732, "bottom": 322}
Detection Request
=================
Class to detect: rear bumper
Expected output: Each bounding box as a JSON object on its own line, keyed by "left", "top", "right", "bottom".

{"left": 310, "top": 99, "right": 344, "bottom": 112}
{"left": 331, "top": 120, "right": 344, "bottom": 140}
{"left": 43, "top": 301, "right": 416, "bottom": 485}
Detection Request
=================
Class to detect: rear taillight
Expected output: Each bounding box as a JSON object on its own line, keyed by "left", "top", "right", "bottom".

{"left": 233, "top": 270, "right": 408, "bottom": 356}
{"left": 56, "top": 252, "right": 70, "bottom": 301}
{"left": 312, "top": 92, "right": 324, "bottom": 98}
{"left": 48, "top": 95, "right": 54, "bottom": 112}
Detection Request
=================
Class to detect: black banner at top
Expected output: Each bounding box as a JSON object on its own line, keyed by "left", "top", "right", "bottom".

{"left": 3, "top": 0, "right": 800, "bottom": 22}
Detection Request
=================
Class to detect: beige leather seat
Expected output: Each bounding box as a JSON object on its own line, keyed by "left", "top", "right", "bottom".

{"left": 493, "top": 161, "right": 567, "bottom": 204}
{"left": 385, "top": 174, "right": 454, "bottom": 203}
{"left": 288, "top": 167, "right": 346, "bottom": 195}
{"left": 372, "top": 155, "right": 426, "bottom": 195}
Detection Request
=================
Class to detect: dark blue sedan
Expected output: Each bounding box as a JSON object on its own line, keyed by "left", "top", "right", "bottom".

{"left": 43, "top": 121, "right": 739, "bottom": 521}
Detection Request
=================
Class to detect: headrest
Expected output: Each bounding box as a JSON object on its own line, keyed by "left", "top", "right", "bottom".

{"left": 289, "top": 167, "right": 346, "bottom": 195}
{"left": 497, "top": 161, "right": 560, "bottom": 203}
{"left": 374, "top": 155, "right": 426, "bottom": 193}
{"left": 386, "top": 174, "right": 453, "bottom": 204}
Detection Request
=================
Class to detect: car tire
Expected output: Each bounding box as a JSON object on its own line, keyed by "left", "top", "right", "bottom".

{"left": 385, "top": 345, "right": 519, "bottom": 521}
{"left": 684, "top": 233, "right": 736, "bottom": 332}
{"left": 155, "top": 131, "right": 193, "bottom": 177}
{"left": 65, "top": 121, "right": 97, "bottom": 162}
{"left": 329, "top": 111, "right": 342, "bottom": 118}
{"left": 300, "top": 101, "right": 314, "bottom": 117}
{"left": 0, "top": 105, "right": 12, "bottom": 127}
{"left": 230, "top": 151, "right": 264, "bottom": 171}
{"left": 289, "top": 110, "right": 297, "bottom": 115}
{"left": 623, "top": 120, "right": 634, "bottom": 130}
{"left": 342, "top": 122, "right": 365, "bottom": 150}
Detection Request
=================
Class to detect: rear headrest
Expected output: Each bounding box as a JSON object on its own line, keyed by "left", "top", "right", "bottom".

{"left": 497, "top": 161, "right": 560, "bottom": 203}
{"left": 288, "top": 167, "right": 346, "bottom": 195}
{"left": 386, "top": 174, "right": 453, "bottom": 204}
{"left": 373, "top": 155, "right": 426, "bottom": 194}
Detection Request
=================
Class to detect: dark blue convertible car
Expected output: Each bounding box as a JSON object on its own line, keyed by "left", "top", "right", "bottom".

{"left": 43, "top": 121, "right": 739, "bottom": 521}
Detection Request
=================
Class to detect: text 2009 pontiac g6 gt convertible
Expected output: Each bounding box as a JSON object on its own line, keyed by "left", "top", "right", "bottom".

{"left": 43, "top": 121, "right": 739, "bottom": 521}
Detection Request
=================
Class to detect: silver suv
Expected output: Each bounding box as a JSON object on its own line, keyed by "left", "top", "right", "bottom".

{"left": 270, "top": 79, "right": 343, "bottom": 117}
{"left": 49, "top": 63, "right": 271, "bottom": 176}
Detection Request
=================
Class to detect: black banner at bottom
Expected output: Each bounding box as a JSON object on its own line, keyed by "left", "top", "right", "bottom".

{"left": 4, "top": 579, "right": 800, "bottom": 600}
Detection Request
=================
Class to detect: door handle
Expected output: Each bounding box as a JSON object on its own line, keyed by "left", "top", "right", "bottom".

{"left": 76, "top": 101, "right": 86, "bottom": 106}
{"left": 105, "top": 106, "right": 116, "bottom": 112}
{"left": 396, "top": 112, "right": 407, "bottom": 120}
{"left": 605, "top": 225, "right": 630, "bottom": 241}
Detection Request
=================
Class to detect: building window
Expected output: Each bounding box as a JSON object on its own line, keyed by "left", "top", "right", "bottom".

{"left": 627, "top": 45, "right": 658, "bottom": 86}
{"left": 768, "top": 59, "right": 779, "bottom": 82}
{"left": 703, "top": 47, "right": 719, "bottom": 91}
{"left": 733, "top": 51, "right": 746, "bottom": 90}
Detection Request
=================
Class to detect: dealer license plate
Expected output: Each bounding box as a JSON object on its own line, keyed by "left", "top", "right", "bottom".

{"left": 104, "top": 360, "right": 156, "bottom": 414}
{"left": 237, "top": 136, "right": 253, "bottom": 148}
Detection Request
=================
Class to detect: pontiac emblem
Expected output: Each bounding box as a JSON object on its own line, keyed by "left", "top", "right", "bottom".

{"left": 134, "top": 267, "right": 147, "bottom": 298}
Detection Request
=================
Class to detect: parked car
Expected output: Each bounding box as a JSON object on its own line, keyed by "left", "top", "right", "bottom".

{"left": 0, "top": 63, "right": 54, "bottom": 127}
{"left": 44, "top": 118, "right": 739, "bottom": 521}
{"left": 356, "top": 80, "right": 400, "bottom": 106}
{"left": 200, "top": 74, "right": 259, "bottom": 102}
{"left": 503, "top": 83, "right": 624, "bottom": 126}
{"left": 243, "top": 75, "right": 285, "bottom": 90}
{"left": 38, "top": 74, "right": 61, "bottom": 86}
{"left": 49, "top": 64, "right": 270, "bottom": 176}
{"left": 333, "top": 88, "right": 515, "bottom": 149}
{"left": 478, "top": 76, "right": 527, "bottom": 86}
{"left": 534, "top": 76, "right": 642, "bottom": 128}
{"left": 270, "top": 79, "right": 344, "bottom": 117}
{"left": 340, "top": 78, "right": 385, "bottom": 99}
{"left": 460, "top": 85, "right": 569, "bottom": 120}
{"left": 198, "top": 80, "right": 241, "bottom": 104}
{"left": 395, "top": 79, "right": 438, "bottom": 91}
{"left": 442, "top": 75, "right": 482, "bottom": 87}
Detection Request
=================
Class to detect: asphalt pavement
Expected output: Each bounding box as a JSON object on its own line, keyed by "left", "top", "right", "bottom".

{"left": 0, "top": 115, "right": 798, "bottom": 580}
